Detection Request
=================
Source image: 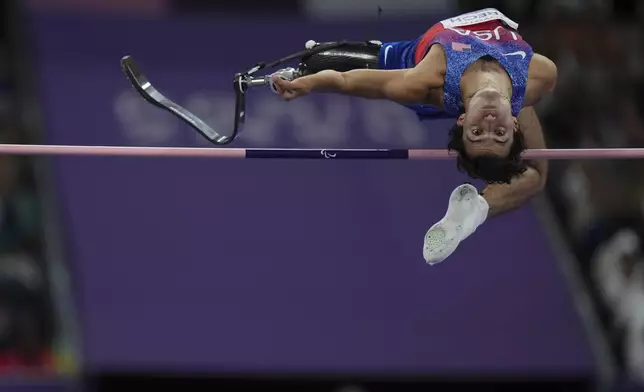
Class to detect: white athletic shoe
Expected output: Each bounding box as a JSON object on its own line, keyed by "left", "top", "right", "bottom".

{"left": 423, "top": 184, "right": 489, "bottom": 265}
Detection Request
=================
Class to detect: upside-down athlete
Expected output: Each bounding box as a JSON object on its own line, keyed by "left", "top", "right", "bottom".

{"left": 270, "top": 8, "right": 556, "bottom": 265}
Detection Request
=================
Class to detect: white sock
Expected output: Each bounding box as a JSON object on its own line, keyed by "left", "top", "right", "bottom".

{"left": 460, "top": 194, "right": 489, "bottom": 240}
{"left": 423, "top": 184, "right": 489, "bottom": 265}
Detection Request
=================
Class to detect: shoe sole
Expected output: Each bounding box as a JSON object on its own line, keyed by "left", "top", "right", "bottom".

{"left": 423, "top": 184, "right": 479, "bottom": 264}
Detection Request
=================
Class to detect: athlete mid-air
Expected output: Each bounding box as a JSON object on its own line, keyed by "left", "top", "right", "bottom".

{"left": 120, "top": 8, "right": 556, "bottom": 265}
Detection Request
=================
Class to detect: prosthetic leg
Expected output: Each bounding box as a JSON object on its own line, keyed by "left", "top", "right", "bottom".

{"left": 300, "top": 39, "right": 381, "bottom": 74}
{"left": 121, "top": 40, "right": 382, "bottom": 146}
{"left": 240, "top": 40, "right": 382, "bottom": 93}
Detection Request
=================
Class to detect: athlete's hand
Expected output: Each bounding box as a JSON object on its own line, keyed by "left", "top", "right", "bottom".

{"left": 271, "top": 75, "right": 312, "bottom": 101}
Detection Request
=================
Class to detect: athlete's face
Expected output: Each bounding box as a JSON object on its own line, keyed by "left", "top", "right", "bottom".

{"left": 459, "top": 89, "right": 517, "bottom": 158}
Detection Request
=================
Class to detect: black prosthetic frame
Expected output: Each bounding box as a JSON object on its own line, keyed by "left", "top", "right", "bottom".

{"left": 121, "top": 40, "right": 382, "bottom": 146}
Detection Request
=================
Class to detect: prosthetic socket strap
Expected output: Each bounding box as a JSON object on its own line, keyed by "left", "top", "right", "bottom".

{"left": 299, "top": 42, "right": 381, "bottom": 75}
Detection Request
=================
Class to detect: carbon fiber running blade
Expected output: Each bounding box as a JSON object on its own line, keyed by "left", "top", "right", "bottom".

{"left": 120, "top": 55, "right": 235, "bottom": 145}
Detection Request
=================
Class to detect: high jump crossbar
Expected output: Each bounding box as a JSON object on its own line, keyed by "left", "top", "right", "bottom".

{"left": 0, "top": 144, "right": 642, "bottom": 160}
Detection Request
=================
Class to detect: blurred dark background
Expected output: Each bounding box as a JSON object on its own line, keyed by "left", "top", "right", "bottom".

{"left": 0, "top": 0, "right": 643, "bottom": 391}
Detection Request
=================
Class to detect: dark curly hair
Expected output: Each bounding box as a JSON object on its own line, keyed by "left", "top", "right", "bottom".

{"left": 447, "top": 122, "right": 528, "bottom": 184}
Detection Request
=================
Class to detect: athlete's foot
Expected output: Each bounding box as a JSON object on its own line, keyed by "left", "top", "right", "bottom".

{"left": 423, "top": 184, "right": 487, "bottom": 265}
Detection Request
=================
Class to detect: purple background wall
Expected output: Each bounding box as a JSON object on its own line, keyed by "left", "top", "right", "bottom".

{"left": 27, "top": 12, "right": 594, "bottom": 375}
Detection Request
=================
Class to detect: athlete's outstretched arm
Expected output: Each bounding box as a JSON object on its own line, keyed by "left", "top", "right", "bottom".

{"left": 481, "top": 106, "right": 548, "bottom": 218}
{"left": 271, "top": 55, "right": 441, "bottom": 105}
